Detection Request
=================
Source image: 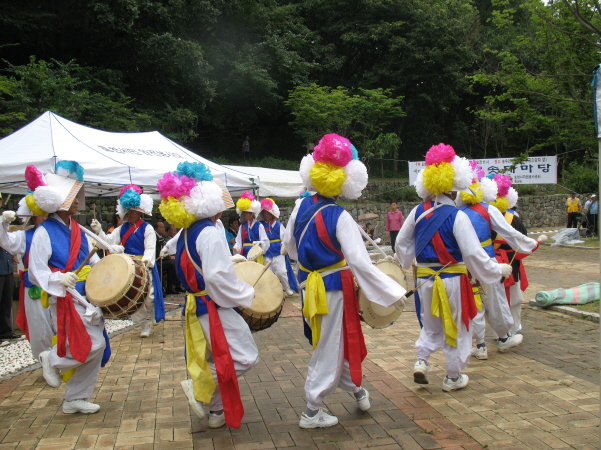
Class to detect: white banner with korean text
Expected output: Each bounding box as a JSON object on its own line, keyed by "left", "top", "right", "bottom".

{"left": 408, "top": 156, "right": 557, "bottom": 186}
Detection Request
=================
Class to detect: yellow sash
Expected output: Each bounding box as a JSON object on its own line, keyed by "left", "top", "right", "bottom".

{"left": 416, "top": 264, "right": 468, "bottom": 348}
{"left": 480, "top": 238, "right": 492, "bottom": 248}
{"left": 184, "top": 291, "right": 216, "bottom": 403}
{"left": 299, "top": 259, "right": 347, "bottom": 348}
{"left": 51, "top": 335, "right": 75, "bottom": 382}
{"left": 40, "top": 265, "right": 91, "bottom": 309}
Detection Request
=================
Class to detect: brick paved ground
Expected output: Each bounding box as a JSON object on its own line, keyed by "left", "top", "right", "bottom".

{"left": 0, "top": 242, "right": 598, "bottom": 449}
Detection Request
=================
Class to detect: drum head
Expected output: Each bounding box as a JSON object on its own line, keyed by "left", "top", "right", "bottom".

{"left": 247, "top": 245, "right": 263, "bottom": 261}
{"left": 234, "top": 261, "right": 282, "bottom": 314}
{"left": 86, "top": 254, "right": 136, "bottom": 306}
{"left": 358, "top": 259, "right": 408, "bottom": 329}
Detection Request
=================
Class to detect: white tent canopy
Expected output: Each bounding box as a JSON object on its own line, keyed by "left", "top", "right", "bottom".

{"left": 225, "top": 165, "right": 304, "bottom": 199}
{"left": 0, "top": 111, "right": 264, "bottom": 197}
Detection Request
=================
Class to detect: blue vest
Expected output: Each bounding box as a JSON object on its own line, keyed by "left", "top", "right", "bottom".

{"left": 262, "top": 221, "right": 282, "bottom": 257}
{"left": 293, "top": 195, "right": 345, "bottom": 291}
{"left": 459, "top": 203, "right": 495, "bottom": 258}
{"left": 175, "top": 219, "right": 215, "bottom": 316}
{"left": 239, "top": 221, "right": 262, "bottom": 257}
{"left": 414, "top": 201, "right": 462, "bottom": 264}
{"left": 40, "top": 218, "right": 89, "bottom": 295}
{"left": 22, "top": 227, "right": 36, "bottom": 288}
{"left": 120, "top": 221, "right": 149, "bottom": 255}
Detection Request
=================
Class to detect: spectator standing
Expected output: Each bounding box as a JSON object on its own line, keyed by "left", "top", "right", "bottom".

{"left": 154, "top": 221, "right": 167, "bottom": 259}
{"left": 588, "top": 195, "right": 598, "bottom": 237}
{"left": 566, "top": 192, "right": 580, "bottom": 228}
{"left": 385, "top": 202, "right": 404, "bottom": 253}
{"left": 242, "top": 136, "right": 250, "bottom": 159}
{"left": 225, "top": 217, "right": 239, "bottom": 254}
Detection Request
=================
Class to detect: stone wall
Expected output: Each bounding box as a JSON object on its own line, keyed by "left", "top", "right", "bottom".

{"left": 3, "top": 192, "right": 578, "bottom": 233}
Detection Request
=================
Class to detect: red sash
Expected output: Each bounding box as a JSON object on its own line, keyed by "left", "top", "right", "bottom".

{"left": 121, "top": 219, "right": 144, "bottom": 246}
{"left": 315, "top": 208, "right": 365, "bottom": 387}
{"left": 16, "top": 270, "right": 29, "bottom": 341}
{"left": 431, "top": 231, "right": 478, "bottom": 330}
{"left": 469, "top": 203, "right": 492, "bottom": 231}
{"left": 180, "top": 246, "right": 244, "bottom": 428}
{"left": 54, "top": 220, "right": 92, "bottom": 363}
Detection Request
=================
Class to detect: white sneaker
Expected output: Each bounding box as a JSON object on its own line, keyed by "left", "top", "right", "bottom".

{"left": 63, "top": 399, "right": 100, "bottom": 414}
{"left": 355, "top": 388, "right": 370, "bottom": 411}
{"left": 180, "top": 379, "right": 205, "bottom": 419}
{"left": 285, "top": 289, "right": 295, "bottom": 296}
{"left": 471, "top": 345, "right": 488, "bottom": 360}
{"left": 497, "top": 333, "right": 523, "bottom": 352}
{"left": 39, "top": 350, "right": 60, "bottom": 388}
{"left": 413, "top": 359, "right": 430, "bottom": 385}
{"left": 208, "top": 411, "right": 226, "bottom": 428}
{"left": 299, "top": 407, "right": 338, "bottom": 428}
{"left": 442, "top": 374, "right": 469, "bottom": 392}
{"left": 140, "top": 322, "right": 152, "bottom": 338}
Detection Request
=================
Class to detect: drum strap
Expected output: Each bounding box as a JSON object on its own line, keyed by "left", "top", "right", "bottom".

{"left": 415, "top": 264, "right": 476, "bottom": 347}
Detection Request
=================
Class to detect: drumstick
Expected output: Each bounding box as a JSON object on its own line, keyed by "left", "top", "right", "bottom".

{"left": 509, "top": 233, "right": 525, "bottom": 266}
{"left": 252, "top": 261, "right": 272, "bottom": 287}
{"left": 74, "top": 247, "right": 98, "bottom": 275}
{"left": 356, "top": 223, "right": 388, "bottom": 259}
{"left": 404, "top": 261, "right": 452, "bottom": 298}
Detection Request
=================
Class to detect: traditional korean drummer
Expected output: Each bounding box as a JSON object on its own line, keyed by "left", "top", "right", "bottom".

{"left": 232, "top": 192, "right": 269, "bottom": 260}
{"left": 27, "top": 161, "right": 110, "bottom": 414}
{"left": 156, "top": 162, "right": 258, "bottom": 430}
{"left": 282, "top": 134, "right": 407, "bottom": 429}
{"left": 91, "top": 185, "right": 165, "bottom": 337}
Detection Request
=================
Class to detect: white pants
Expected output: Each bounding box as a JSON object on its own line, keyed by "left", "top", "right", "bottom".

{"left": 472, "top": 282, "right": 514, "bottom": 343}
{"left": 264, "top": 255, "right": 290, "bottom": 292}
{"left": 131, "top": 270, "right": 155, "bottom": 325}
{"left": 304, "top": 290, "right": 361, "bottom": 411}
{"left": 48, "top": 302, "right": 106, "bottom": 401}
{"left": 508, "top": 284, "right": 524, "bottom": 333}
{"left": 416, "top": 277, "right": 471, "bottom": 378}
{"left": 197, "top": 309, "right": 259, "bottom": 411}
{"left": 24, "top": 293, "right": 55, "bottom": 360}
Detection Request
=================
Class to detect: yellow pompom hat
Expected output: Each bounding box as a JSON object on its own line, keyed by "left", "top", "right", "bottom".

{"left": 414, "top": 143, "right": 473, "bottom": 200}
{"left": 299, "top": 133, "right": 367, "bottom": 199}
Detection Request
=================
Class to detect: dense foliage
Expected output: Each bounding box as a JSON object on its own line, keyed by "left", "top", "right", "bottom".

{"left": 0, "top": 0, "right": 598, "bottom": 191}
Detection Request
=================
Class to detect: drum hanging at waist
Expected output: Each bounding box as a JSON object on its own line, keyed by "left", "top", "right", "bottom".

{"left": 233, "top": 261, "right": 284, "bottom": 332}
{"left": 358, "top": 259, "right": 408, "bottom": 329}
{"left": 85, "top": 253, "right": 150, "bottom": 319}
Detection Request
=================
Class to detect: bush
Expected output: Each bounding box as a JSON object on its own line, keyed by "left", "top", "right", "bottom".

{"left": 369, "top": 186, "right": 420, "bottom": 203}
{"left": 514, "top": 184, "right": 537, "bottom": 196}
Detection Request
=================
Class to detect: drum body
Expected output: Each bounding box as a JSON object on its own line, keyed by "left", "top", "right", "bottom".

{"left": 233, "top": 261, "right": 284, "bottom": 331}
{"left": 85, "top": 254, "right": 150, "bottom": 319}
{"left": 358, "top": 259, "right": 408, "bottom": 329}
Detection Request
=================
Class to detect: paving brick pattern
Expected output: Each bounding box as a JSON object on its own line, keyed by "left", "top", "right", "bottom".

{"left": 0, "top": 240, "right": 599, "bottom": 450}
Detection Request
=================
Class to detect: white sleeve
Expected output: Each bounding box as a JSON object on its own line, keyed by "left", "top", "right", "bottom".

{"left": 143, "top": 224, "right": 156, "bottom": 266}
{"left": 283, "top": 204, "right": 300, "bottom": 260}
{"left": 102, "top": 225, "right": 123, "bottom": 246}
{"left": 233, "top": 227, "right": 243, "bottom": 253}
{"left": 488, "top": 205, "right": 538, "bottom": 254}
{"left": 454, "top": 211, "right": 502, "bottom": 284}
{"left": 337, "top": 212, "right": 406, "bottom": 306}
{"left": 28, "top": 227, "right": 66, "bottom": 297}
{"left": 0, "top": 223, "right": 26, "bottom": 256}
{"left": 278, "top": 222, "right": 286, "bottom": 240}
{"left": 165, "top": 229, "right": 182, "bottom": 255}
{"left": 258, "top": 224, "right": 270, "bottom": 253}
{"left": 395, "top": 206, "right": 418, "bottom": 270}
{"left": 197, "top": 227, "right": 254, "bottom": 309}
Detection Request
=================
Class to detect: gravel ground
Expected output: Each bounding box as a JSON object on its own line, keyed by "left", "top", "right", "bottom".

{"left": 0, "top": 318, "right": 134, "bottom": 378}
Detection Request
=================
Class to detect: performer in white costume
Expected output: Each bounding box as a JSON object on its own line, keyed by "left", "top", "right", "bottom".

{"left": 283, "top": 134, "right": 406, "bottom": 428}
{"left": 156, "top": 161, "right": 258, "bottom": 430}
{"left": 0, "top": 191, "right": 51, "bottom": 360}
{"left": 27, "top": 161, "right": 109, "bottom": 414}
{"left": 91, "top": 185, "right": 165, "bottom": 337}
{"left": 233, "top": 192, "right": 269, "bottom": 258}
{"left": 258, "top": 198, "right": 298, "bottom": 296}
{"left": 456, "top": 170, "right": 545, "bottom": 359}
{"left": 395, "top": 144, "right": 512, "bottom": 392}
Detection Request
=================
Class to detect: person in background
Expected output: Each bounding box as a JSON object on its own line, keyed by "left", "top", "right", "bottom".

{"left": 364, "top": 223, "right": 381, "bottom": 246}
{"left": 566, "top": 191, "right": 580, "bottom": 228}
{"left": 225, "top": 217, "right": 239, "bottom": 255}
{"left": 242, "top": 136, "right": 250, "bottom": 159}
{"left": 386, "top": 202, "right": 404, "bottom": 253}
{"left": 587, "top": 194, "right": 598, "bottom": 237}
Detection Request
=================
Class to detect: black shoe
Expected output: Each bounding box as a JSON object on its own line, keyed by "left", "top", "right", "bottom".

{"left": 5, "top": 333, "right": 24, "bottom": 341}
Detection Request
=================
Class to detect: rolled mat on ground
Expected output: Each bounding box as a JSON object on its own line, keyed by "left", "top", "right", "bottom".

{"left": 534, "top": 282, "right": 599, "bottom": 307}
